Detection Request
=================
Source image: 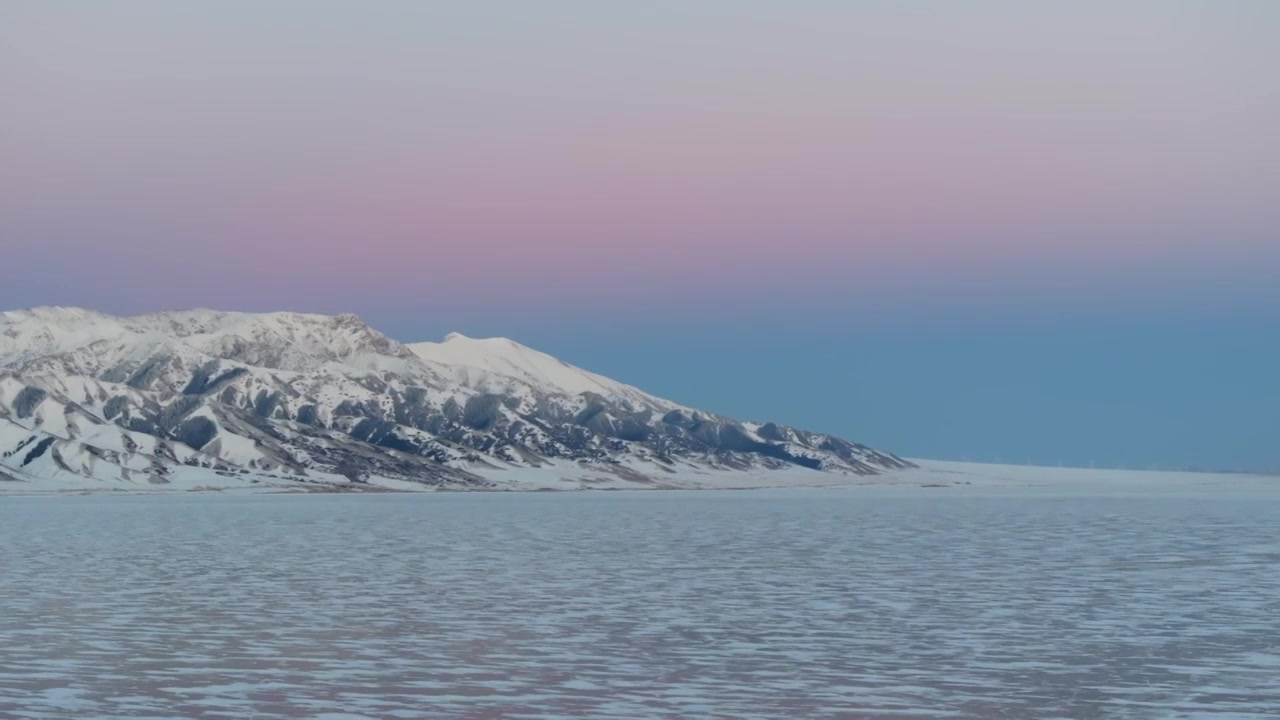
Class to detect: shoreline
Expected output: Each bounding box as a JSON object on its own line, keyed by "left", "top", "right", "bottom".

{"left": 2, "top": 460, "right": 1276, "bottom": 497}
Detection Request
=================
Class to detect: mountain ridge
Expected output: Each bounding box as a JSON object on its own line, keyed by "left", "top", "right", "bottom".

{"left": 0, "top": 307, "right": 913, "bottom": 492}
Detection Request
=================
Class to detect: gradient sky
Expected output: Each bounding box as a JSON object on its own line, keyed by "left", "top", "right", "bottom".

{"left": 2, "top": 1, "right": 1278, "bottom": 471}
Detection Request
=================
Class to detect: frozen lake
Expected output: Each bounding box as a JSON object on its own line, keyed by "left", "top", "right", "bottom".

{"left": 2, "top": 483, "right": 1279, "bottom": 719}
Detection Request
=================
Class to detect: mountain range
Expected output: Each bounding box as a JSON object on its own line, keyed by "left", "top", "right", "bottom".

{"left": 0, "top": 307, "right": 912, "bottom": 492}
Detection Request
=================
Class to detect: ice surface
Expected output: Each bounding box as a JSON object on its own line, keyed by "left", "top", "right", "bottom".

{"left": 2, "top": 480, "right": 1278, "bottom": 719}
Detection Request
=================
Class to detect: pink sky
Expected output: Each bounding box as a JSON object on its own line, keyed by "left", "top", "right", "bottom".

{"left": 2, "top": 1, "right": 1277, "bottom": 313}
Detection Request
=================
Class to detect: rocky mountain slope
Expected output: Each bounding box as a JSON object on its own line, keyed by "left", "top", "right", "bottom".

{"left": 0, "top": 307, "right": 912, "bottom": 491}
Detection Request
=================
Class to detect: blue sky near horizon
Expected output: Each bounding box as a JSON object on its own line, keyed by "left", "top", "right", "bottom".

{"left": 2, "top": 1, "right": 1277, "bottom": 471}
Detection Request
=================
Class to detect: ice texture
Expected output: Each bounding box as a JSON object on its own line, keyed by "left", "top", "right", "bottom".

{"left": 2, "top": 484, "right": 1278, "bottom": 718}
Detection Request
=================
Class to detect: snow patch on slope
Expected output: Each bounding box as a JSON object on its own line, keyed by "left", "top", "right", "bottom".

{"left": 409, "top": 333, "right": 675, "bottom": 410}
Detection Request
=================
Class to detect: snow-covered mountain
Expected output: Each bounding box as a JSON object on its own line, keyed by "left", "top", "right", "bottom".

{"left": 0, "top": 307, "right": 912, "bottom": 492}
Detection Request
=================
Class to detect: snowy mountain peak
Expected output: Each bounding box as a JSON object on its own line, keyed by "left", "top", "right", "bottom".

{"left": 1, "top": 307, "right": 912, "bottom": 492}
{"left": 2, "top": 306, "right": 109, "bottom": 322}
{"left": 1, "top": 307, "right": 418, "bottom": 375}
{"left": 408, "top": 333, "right": 661, "bottom": 407}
